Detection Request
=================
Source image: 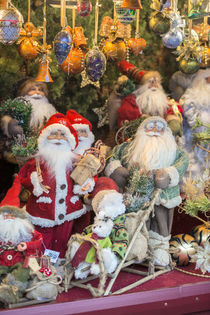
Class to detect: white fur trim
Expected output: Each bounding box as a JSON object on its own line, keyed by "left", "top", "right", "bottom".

{"left": 36, "top": 197, "right": 52, "bottom": 203}
{"left": 101, "top": 248, "right": 119, "bottom": 274}
{"left": 38, "top": 123, "right": 77, "bottom": 150}
{"left": 26, "top": 204, "right": 86, "bottom": 228}
{"left": 105, "top": 160, "right": 122, "bottom": 177}
{"left": 70, "top": 196, "right": 79, "bottom": 204}
{"left": 90, "top": 263, "right": 100, "bottom": 275}
{"left": 73, "top": 124, "right": 90, "bottom": 131}
{"left": 73, "top": 178, "right": 95, "bottom": 195}
{"left": 30, "top": 172, "right": 44, "bottom": 197}
{"left": 165, "top": 166, "right": 179, "bottom": 187}
{"left": 156, "top": 195, "right": 182, "bottom": 209}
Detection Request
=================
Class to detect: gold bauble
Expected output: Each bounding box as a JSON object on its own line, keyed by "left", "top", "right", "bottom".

{"left": 170, "top": 233, "right": 198, "bottom": 266}
{"left": 61, "top": 47, "right": 85, "bottom": 75}
{"left": 127, "top": 38, "right": 146, "bottom": 55}
{"left": 18, "top": 38, "right": 39, "bottom": 60}
{"left": 149, "top": 11, "right": 171, "bottom": 35}
{"left": 192, "top": 224, "right": 210, "bottom": 247}
{"left": 100, "top": 39, "right": 127, "bottom": 62}
{"left": 179, "top": 57, "right": 200, "bottom": 74}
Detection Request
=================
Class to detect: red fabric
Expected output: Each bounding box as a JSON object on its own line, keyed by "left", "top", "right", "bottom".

{"left": 35, "top": 220, "right": 74, "bottom": 258}
{"left": 0, "top": 175, "right": 21, "bottom": 208}
{"left": 117, "top": 94, "right": 183, "bottom": 129}
{"left": 91, "top": 177, "right": 119, "bottom": 199}
{"left": 40, "top": 113, "right": 78, "bottom": 148}
{"left": 66, "top": 109, "right": 92, "bottom": 131}
{"left": 0, "top": 230, "right": 42, "bottom": 266}
{"left": 117, "top": 60, "right": 146, "bottom": 82}
{"left": 18, "top": 159, "right": 86, "bottom": 226}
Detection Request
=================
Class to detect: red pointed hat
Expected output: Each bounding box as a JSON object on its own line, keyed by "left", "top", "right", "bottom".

{"left": 66, "top": 109, "right": 92, "bottom": 132}
{"left": 38, "top": 113, "right": 78, "bottom": 149}
{"left": 0, "top": 175, "right": 27, "bottom": 219}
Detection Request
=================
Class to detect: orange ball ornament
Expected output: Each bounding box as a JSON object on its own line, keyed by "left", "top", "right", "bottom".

{"left": 127, "top": 38, "right": 146, "bottom": 55}
{"left": 60, "top": 47, "right": 85, "bottom": 75}
{"left": 18, "top": 38, "right": 40, "bottom": 60}
{"left": 169, "top": 233, "right": 198, "bottom": 266}
{"left": 100, "top": 39, "right": 127, "bottom": 62}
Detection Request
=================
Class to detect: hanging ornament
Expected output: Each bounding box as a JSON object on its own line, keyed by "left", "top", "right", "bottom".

{"left": 127, "top": 37, "right": 146, "bottom": 55}
{"left": 53, "top": 29, "right": 72, "bottom": 64}
{"left": 192, "top": 224, "right": 210, "bottom": 247}
{"left": 100, "top": 38, "right": 127, "bottom": 62}
{"left": 35, "top": 52, "right": 53, "bottom": 82}
{"left": 179, "top": 56, "right": 200, "bottom": 74}
{"left": 162, "top": 28, "right": 183, "bottom": 49}
{"left": 149, "top": 11, "right": 171, "bottom": 35}
{"left": 92, "top": 100, "right": 109, "bottom": 128}
{"left": 169, "top": 233, "right": 198, "bottom": 266}
{"left": 73, "top": 26, "right": 87, "bottom": 48}
{"left": 83, "top": 47, "right": 106, "bottom": 83}
{"left": 60, "top": 47, "right": 85, "bottom": 75}
{"left": 77, "top": 0, "right": 92, "bottom": 17}
{"left": 188, "top": 0, "right": 209, "bottom": 19}
{"left": 115, "top": 2, "right": 136, "bottom": 25}
{"left": 0, "top": 0, "right": 23, "bottom": 45}
{"left": 121, "top": 0, "right": 142, "bottom": 9}
{"left": 17, "top": 22, "right": 42, "bottom": 60}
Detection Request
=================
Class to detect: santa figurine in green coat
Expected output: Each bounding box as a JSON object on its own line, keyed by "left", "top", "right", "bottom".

{"left": 105, "top": 116, "right": 189, "bottom": 267}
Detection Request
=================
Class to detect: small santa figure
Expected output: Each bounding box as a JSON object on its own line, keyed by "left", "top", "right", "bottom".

{"left": 66, "top": 109, "right": 95, "bottom": 155}
{"left": 115, "top": 60, "right": 183, "bottom": 137}
{"left": 0, "top": 175, "right": 42, "bottom": 307}
{"left": 179, "top": 68, "right": 210, "bottom": 180}
{"left": 1, "top": 78, "right": 57, "bottom": 138}
{"left": 18, "top": 113, "right": 95, "bottom": 258}
{"left": 105, "top": 116, "right": 189, "bottom": 266}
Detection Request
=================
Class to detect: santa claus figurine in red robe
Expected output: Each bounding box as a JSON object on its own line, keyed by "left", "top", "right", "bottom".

{"left": 112, "top": 60, "right": 183, "bottom": 138}
{"left": 18, "top": 113, "right": 95, "bottom": 259}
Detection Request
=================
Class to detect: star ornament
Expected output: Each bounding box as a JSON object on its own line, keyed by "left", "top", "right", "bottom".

{"left": 92, "top": 100, "right": 109, "bottom": 128}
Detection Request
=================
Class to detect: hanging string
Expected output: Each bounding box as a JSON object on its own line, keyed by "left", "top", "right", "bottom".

{"left": 188, "top": 0, "right": 192, "bottom": 40}
{"left": 60, "top": 0, "right": 66, "bottom": 28}
{"left": 135, "top": 9, "right": 140, "bottom": 38}
{"left": 72, "top": 7, "right": 76, "bottom": 29}
{"left": 28, "top": 0, "right": 31, "bottom": 22}
{"left": 94, "top": 0, "right": 100, "bottom": 46}
{"left": 43, "top": 0, "right": 47, "bottom": 48}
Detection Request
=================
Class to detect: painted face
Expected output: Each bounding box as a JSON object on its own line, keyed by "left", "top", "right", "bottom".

{"left": 27, "top": 84, "right": 45, "bottom": 97}
{"left": 144, "top": 120, "right": 165, "bottom": 136}
{"left": 76, "top": 128, "right": 88, "bottom": 138}
{"left": 47, "top": 130, "right": 68, "bottom": 145}
{"left": 3, "top": 213, "right": 15, "bottom": 220}
{"left": 148, "top": 78, "right": 159, "bottom": 90}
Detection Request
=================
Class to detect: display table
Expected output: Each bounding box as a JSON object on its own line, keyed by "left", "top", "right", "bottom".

{"left": 0, "top": 263, "right": 210, "bottom": 315}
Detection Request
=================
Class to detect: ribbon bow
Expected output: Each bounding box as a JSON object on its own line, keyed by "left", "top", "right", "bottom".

{"left": 99, "top": 16, "right": 131, "bottom": 41}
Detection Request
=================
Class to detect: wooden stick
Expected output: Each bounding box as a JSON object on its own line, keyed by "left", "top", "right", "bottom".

{"left": 111, "top": 269, "right": 170, "bottom": 295}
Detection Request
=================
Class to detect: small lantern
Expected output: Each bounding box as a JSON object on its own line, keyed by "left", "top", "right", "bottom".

{"left": 121, "top": 0, "right": 142, "bottom": 9}
{"left": 40, "top": 255, "right": 51, "bottom": 269}
{"left": 0, "top": 0, "right": 23, "bottom": 45}
{"left": 116, "top": 2, "right": 136, "bottom": 25}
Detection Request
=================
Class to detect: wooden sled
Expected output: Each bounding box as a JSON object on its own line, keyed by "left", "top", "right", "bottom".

{"left": 64, "top": 189, "right": 172, "bottom": 297}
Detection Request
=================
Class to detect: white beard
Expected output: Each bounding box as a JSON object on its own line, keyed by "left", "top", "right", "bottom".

{"left": 135, "top": 83, "right": 169, "bottom": 117}
{"left": 74, "top": 132, "right": 95, "bottom": 155}
{"left": 126, "top": 127, "right": 177, "bottom": 171}
{"left": 24, "top": 95, "right": 56, "bottom": 131}
{"left": 0, "top": 216, "right": 34, "bottom": 245}
{"left": 38, "top": 139, "right": 77, "bottom": 177}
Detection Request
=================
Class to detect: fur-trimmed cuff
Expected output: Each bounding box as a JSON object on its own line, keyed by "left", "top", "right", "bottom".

{"left": 105, "top": 160, "right": 122, "bottom": 177}
{"left": 156, "top": 194, "right": 182, "bottom": 209}
{"left": 165, "top": 166, "right": 179, "bottom": 187}
{"left": 73, "top": 178, "right": 95, "bottom": 195}
{"left": 30, "top": 171, "right": 44, "bottom": 197}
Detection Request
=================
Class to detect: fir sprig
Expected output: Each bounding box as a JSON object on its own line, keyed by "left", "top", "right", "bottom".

{"left": 0, "top": 98, "right": 32, "bottom": 134}
{"left": 12, "top": 135, "right": 38, "bottom": 158}
{"left": 183, "top": 196, "right": 210, "bottom": 217}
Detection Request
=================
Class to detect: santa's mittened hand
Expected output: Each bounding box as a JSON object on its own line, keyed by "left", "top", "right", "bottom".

{"left": 110, "top": 167, "right": 129, "bottom": 188}
{"left": 154, "top": 170, "right": 171, "bottom": 189}
{"left": 8, "top": 118, "right": 23, "bottom": 137}
{"left": 168, "top": 119, "right": 182, "bottom": 137}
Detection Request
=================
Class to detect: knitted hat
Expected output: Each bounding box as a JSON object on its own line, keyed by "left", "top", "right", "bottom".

{"left": 118, "top": 60, "right": 161, "bottom": 84}
{"left": 66, "top": 109, "right": 92, "bottom": 132}
{"left": 38, "top": 113, "right": 78, "bottom": 150}
{"left": 0, "top": 175, "right": 27, "bottom": 219}
{"left": 91, "top": 177, "right": 120, "bottom": 213}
